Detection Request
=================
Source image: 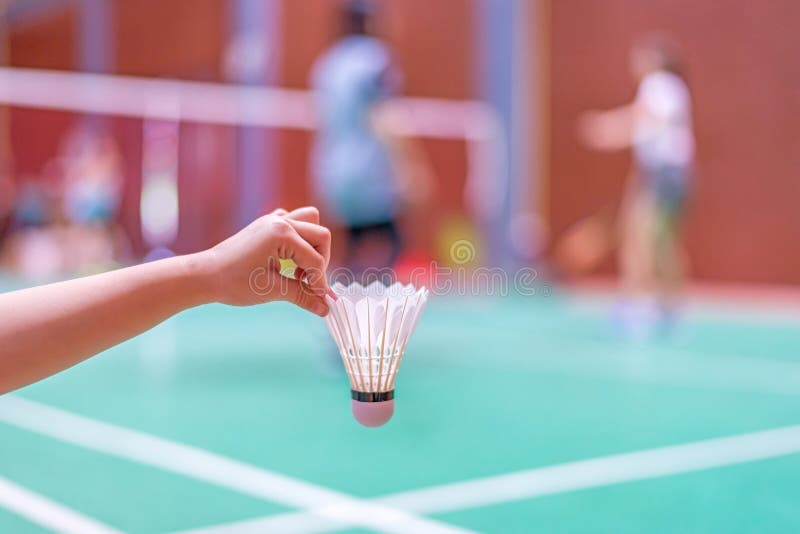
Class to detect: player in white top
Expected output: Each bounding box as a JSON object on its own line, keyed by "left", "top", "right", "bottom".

{"left": 579, "top": 35, "right": 695, "bottom": 331}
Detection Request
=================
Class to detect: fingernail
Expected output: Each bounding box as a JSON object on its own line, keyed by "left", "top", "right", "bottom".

{"left": 311, "top": 301, "right": 329, "bottom": 317}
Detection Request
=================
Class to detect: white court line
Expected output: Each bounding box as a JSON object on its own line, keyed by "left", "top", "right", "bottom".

{"left": 568, "top": 340, "right": 800, "bottom": 397}
{"left": 431, "top": 334, "right": 800, "bottom": 398}
{"left": 0, "top": 396, "right": 473, "bottom": 534}
{"left": 522, "top": 342, "right": 800, "bottom": 398}
{"left": 0, "top": 475, "right": 121, "bottom": 534}
{"left": 380, "top": 424, "right": 800, "bottom": 513}
{"left": 188, "top": 423, "right": 800, "bottom": 533}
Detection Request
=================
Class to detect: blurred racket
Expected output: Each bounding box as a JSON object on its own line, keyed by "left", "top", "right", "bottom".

{"left": 554, "top": 207, "right": 616, "bottom": 276}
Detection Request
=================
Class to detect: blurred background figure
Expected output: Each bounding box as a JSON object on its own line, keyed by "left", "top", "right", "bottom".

{"left": 577, "top": 34, "right": 694, "bottom": 337}
{"left": 1, "top": 125, "right": 128, "bottom": 279}
{"left": 310, "top": 0, "right": 432, "bottom": 284}
{"left": 2, "top": 178, "right": 63, "bottom": 280}
{"left": 60, "top": 125, "right": 128, "bottom": 273}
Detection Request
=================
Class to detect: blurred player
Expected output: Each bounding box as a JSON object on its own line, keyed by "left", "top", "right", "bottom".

{"left": 3, "top": 179, "right": 64, "bottom": 280}
{"left": 578, "top": 34, "right": 695, "bottom": 334}
{"left": 61, "top": 126, "right": 127, "bottom": 273}
{"left": 310, "top": 0, "right": 431, "bottom": 283}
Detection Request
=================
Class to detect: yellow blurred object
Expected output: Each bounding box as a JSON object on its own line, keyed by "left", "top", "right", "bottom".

{"left": 435, "top": 214, "right": 482, "bottom": 268}
{"left": 279, "top": 258, "right": 298, "bottom": 278}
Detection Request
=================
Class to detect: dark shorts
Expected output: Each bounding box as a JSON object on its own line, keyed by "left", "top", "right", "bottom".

{"left": 640, "top": 164, "right": 691, "bottom": 214}
{"left": 347, "top": 220, "right": 401, "bottom": 256}
{"left": 344, "top": 219, "right": 403, "bottom": 281}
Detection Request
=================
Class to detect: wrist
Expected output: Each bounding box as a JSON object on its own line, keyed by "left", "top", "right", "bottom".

{"left": 179, "top": 251, "right": 219, "bottom": 305}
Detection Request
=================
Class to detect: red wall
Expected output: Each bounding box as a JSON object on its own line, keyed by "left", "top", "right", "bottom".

{"left": 9, "top": 6, "right": 77, "bottom": 178}
{"left": 548, "top": 0, "right": 800, "bottom": 284}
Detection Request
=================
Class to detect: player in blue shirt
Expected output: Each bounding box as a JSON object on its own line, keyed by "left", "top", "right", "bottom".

{"left": 311, "top": 0, "right": 429, "bottom": 282}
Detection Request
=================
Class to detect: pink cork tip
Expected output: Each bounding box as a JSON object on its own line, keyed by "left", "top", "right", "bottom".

{"left": 351, "top": 399, "right": 395, "bottom": 427}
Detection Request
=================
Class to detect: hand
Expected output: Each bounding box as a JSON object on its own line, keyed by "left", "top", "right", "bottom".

{"left": 576, "top": 111, "right": 606, "bottom": 148}
{"left": 199, "top": 207, "right": 332, "bottom": 316}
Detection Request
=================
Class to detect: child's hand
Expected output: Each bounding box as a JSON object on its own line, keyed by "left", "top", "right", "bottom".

{"left": 199, "top": 207, "right": 332, "bottom": 316}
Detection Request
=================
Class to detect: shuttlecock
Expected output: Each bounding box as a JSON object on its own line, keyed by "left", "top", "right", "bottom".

{"left": 324, "top": 281, "right": 429, "bottom": 427}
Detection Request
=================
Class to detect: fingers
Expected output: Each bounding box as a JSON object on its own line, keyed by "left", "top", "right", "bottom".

{"left": 280, "top": 277, "right": 329, "bottom": 317}
{"left": 270, "top": 218, "right": 329, "bottom": 297}
{"left": 270, "top": 206, "right": 321, "bottom": 227}
{"left": 262, "top": 207, "right": 331, "bottom": 297}
{"left": 285, "top": 218, "right": 331, "bottom": 270}
{"left": 285, "top": 206, "right": 320, "bottom": 225}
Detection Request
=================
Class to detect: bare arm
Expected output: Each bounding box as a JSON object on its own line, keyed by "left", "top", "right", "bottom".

{"left": 577, "top": 103, "right": 637, "bottom": 151}
{"left": 0, "top": 206, "right": 332, "bottom": 394}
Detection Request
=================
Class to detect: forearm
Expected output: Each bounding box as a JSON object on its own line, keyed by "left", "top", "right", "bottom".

{"left": 0, "top": 253, "right": 213, "bottom": 393}
{"left": 583, "top": 105, "right": 636, "bottom": 151}
{"left": 0, "top": 206, "right": 333, "bottom": 394}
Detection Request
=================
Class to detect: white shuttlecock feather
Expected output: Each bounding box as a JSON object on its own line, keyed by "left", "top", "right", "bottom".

{"left": 324, "top": 281, "right": 429, "bottom": 427}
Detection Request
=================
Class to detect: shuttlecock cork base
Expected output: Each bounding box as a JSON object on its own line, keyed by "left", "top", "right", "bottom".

{"left": 351, "top": 390, "right": 394, "bottom": 427}
{"left": 324, "top": 282, "right": 429, "bottom": 428}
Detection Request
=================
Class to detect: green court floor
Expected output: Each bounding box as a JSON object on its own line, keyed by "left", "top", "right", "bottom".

{"left": 1, "top": 285, "right": 800, "bottom": 533}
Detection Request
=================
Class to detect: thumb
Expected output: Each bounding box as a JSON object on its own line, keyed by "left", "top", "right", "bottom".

{"left": 280, "top": 277, "right": 330, "bottom": 317}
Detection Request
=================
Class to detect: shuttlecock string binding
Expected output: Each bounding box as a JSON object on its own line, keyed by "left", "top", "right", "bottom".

{"left": 324, "top": 281, "right": 429, "bottom": 394}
